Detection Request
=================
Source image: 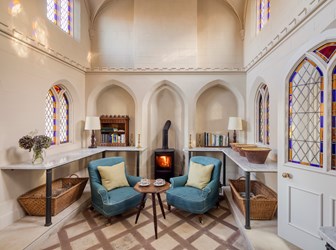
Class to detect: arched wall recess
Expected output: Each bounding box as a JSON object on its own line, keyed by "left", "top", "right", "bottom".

{"left": 194, "top": 79, "right": 245, "bottom": 143}
{"left": 145, "top": 80, "right": 186, "bottom": 178}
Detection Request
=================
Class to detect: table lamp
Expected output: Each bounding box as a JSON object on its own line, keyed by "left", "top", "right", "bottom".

{"left": 228, "top": 117, "right": 242, "bottom": 143}
{"left": 85, "top": 116, "right": 101, "bottom": 148}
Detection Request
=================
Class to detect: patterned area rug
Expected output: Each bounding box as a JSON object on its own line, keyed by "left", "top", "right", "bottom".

{"left": 41, "top": 195, "right": 247, "bottom": 250}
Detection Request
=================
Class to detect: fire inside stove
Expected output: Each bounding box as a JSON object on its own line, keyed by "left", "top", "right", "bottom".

{"left": 155, "top": 155, "right": 172, "bottom": 168}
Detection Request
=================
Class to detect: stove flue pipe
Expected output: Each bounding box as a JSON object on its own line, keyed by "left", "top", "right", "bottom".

{"left": 162, "top": 120, "right": 171, "bottom": 149}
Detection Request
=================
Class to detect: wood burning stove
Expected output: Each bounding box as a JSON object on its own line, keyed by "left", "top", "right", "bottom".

{"left": 154, "top": 120, "right": 174, "bottom": 181}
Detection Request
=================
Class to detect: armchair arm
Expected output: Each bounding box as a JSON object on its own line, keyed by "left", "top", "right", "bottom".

{"left": 127, "top": 175, "right": 141, "bottom": 187}
{"left": 170, "top": 175, "right": 188, "bottom": 188}
{"left": 201, "top": 179, "right": 217, "bottom": 198}
{"left": 91, "top": 181, "right": 109, "bottom": 204}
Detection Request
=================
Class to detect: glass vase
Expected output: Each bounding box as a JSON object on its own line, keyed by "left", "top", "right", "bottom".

{"left": 32, "top": 150, "right": 44, "bottom": 164}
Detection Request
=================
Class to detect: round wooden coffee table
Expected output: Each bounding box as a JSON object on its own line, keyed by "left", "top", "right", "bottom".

{"left": 134, "top": 179, "right": 170, "bottom": 239}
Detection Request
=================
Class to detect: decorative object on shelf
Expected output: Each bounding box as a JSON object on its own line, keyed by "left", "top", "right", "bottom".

{"left": 18, "top": 131, "right": 52, "bottom": 164}
{"left": 137, "top": 133, "right": 142, "bottom": 148}
{"left": 130, "top": 133, "right": 134, "bottom": 146}
{"left": 197, "top": 134, "right": 202, "bottom": 147}
{"left": 85, "top": 116, "right": 101, "bottom": 148}
{"left": 235, "top": 144, "right": 256, "bottom": 156}
{"left": 189, "top": 134, "right": 193, "bottom": 148}
{"left": 242, "top": 147, "right": 271, "bottom": 164}
{"left": 228, "top": 117, "right": 243, "bottom": 143}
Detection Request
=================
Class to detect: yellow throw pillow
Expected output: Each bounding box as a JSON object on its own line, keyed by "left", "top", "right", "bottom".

{"left": 98, "top": 162, "right": 130, "bottom": 191}
{"left": 185, "top": 161, "right": 214, "bottom": 190}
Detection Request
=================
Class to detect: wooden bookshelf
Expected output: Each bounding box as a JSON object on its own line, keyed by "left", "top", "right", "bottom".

{"left": 100, "top": 115, "right": 129, "bottom": 146}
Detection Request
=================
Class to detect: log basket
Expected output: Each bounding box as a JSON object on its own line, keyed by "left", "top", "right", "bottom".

{"left": 18, "top": 174, "right": 88, "bottom": 216}
{"left": 229, "top": 177, "right": 277, "bottom": 220}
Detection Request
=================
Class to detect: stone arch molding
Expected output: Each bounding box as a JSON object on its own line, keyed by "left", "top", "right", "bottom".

{"left": 195, "top": 79, "right": 245, "bottom": 118}
{"left": 86, "top": 80, "right": 137, "bottom": 116}
{"left": 143, "top": 80, "right": 187, "bottom": 146}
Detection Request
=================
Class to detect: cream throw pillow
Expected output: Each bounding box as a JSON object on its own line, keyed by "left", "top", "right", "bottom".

{"left": 185, "top": 161, "right": 214, "bottom": 190}
{"left": 98, "top": 162, "right": 130, "bottom": 191}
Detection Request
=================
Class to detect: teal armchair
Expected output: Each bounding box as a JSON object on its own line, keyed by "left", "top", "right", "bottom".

{"left": 166, "top": 156, "right": 222, "bottom": 223}
{"left": 88, "top": 157, "right": 142, "bottom": 222}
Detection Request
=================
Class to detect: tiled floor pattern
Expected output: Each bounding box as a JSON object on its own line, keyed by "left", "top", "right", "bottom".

{"left": 41, "top": 195, "right": 248, "bottom": 250}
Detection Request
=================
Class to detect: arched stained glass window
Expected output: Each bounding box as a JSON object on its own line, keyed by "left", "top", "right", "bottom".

{"left": 288, "top": 58, "right": 323, "bottom": 168}
{"left": 256, "top": 84, "right": 270, "bottom": 144}
{"left": 257, "top": 0, "right": 270, "bottom": 31}
{"left": 313, "top": 42, "right": 336, "bottom": 63}
{"left": 45, "top": 90, "right": 57, "bottom": 145}
{"left": 59, "top": 93, "right": 69, "bottom": 143}
{"left": 45, "top": 84, "right": 70, "bottom": 145}
{"left": 332, "top": 66, "right": 336, "bottom": 170}
{"left": 46, "top": 0, "right": 73, "bottom": 35}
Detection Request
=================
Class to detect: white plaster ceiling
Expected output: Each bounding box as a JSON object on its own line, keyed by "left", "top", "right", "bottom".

{"left": 84, "top": 0, "right": 247, "bottom": 30}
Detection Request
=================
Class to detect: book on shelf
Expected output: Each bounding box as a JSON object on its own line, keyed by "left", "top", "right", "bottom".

{"left": 101, "top": 133, "right": 126, "bottom": 144}
{"left": 196, "top": 132, "right": 229, "bottom": 147}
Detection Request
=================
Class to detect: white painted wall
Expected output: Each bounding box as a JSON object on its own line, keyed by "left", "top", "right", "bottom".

{"left": 90, "top": 0, "right": 243, "bottom": 69}
{"left": 197, "top": 0, "right": 243, "bottom": 68}
{"left": 0, "top": 0, "right": 91, "bottom": 229}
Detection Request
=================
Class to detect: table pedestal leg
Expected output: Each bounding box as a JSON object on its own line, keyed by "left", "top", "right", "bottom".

{"left": 45, "top": 169, "right": 52, "bottom": 226}
{"left": 152, "top": 193, "right": 158, "bottom": 239}
{"left": 157, "top": 193, "right": 165, "bottom": 219}
{"left": 135, "top": 193, "right": 147, "bottom": 224}
{"left": 245, "top": 171, "right": 251, "bottom": 229}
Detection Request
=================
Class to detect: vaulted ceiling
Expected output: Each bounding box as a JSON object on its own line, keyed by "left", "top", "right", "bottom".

{"left": 84, "top": 0, "right": 247, "bottom": 30}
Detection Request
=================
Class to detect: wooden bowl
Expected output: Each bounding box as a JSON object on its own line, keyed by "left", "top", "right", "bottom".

{"left": 242, "top": 147, "right": 271, "bottom": 164}
{"left": 233, "top": 144, "right": 256, "bottom": 153}
{"left": 229, "top": 143, "right": 240, "bottom": 151}
{"left": 237, "top": 145, "right": 257, "bottom": 157}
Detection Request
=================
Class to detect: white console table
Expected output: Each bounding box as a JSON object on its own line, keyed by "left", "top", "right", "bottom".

{"left": 0, "top": 146, "right": 147, "bottom": 226}
{"left": 183, "top": 147, "right": 277, "bottom": 229}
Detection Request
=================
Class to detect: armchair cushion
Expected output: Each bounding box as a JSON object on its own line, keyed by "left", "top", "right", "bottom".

{"left": 98, "top": 162, "right": 130, "bottom": 191}
{"left": 186, "top": 161, "right": 214, "bottom": 190}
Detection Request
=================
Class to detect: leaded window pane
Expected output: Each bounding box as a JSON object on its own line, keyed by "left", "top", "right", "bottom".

{"left": 45, "top": 90, "right": 56, "bottom": 145}
{"left": 259, "top": 95, "right": 264, "bottom": 143}
{"left": 60, "top": 0, "right": 70, "bottom": 33}
{"left": 288, "top": 58, "right": 323, "bottom": 168}
{"left": 314, "top": 42, "right": 336, "bottom": 63}
{"left": 258, "top": 0, "right": 270, "bottom": 31}
{"left": 59, "top": 93, "right": 69, "bottom": 143}
{"left": 266, "top": 94, "right": 270, "bottom": 144}
{"left": 47, "top": 0, "right": 56, "bottom": 23}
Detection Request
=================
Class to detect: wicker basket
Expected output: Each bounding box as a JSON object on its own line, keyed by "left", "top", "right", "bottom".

{"left": 229, "top": 177, "right": 277, "bottom": 220}
{"left": 18, "top": 174, "right": 88, "bottom": 216}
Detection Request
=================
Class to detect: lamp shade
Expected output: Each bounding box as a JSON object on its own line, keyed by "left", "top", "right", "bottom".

{"left": 228, "top": 117, "right": 243, "bottom": 131}
{"left": 85, "top": 116, "right": 101, "bottom": 130}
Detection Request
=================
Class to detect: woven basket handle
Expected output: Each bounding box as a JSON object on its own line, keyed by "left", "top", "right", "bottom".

{"left": 69, "top": 174, "right": 79, "bottom": 178}
{"left": 252, "top": 194, "right": 268, "bottom": 200}
{"left": 237, "top": 176, "right": 246, "bottom": 180}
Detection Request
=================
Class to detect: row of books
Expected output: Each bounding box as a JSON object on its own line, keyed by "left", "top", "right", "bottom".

{"left": 101, "top": 133, "right": 126, "bottom": 144}
{"left": 197, "top": 132, "right": 229, "bottom": 147}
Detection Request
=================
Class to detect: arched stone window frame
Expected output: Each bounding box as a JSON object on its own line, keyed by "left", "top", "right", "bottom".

{"left": 255, "top": 83, "right": 270, "bottom": 145}
{"left": 45, "top": 84, "right": 72, "bottom": 145}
